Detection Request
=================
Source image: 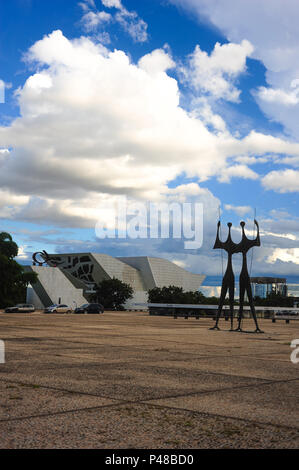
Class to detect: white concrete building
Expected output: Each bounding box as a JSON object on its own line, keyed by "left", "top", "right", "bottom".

{"left": 26, "top": 253, "right": 205, "bottom": 309}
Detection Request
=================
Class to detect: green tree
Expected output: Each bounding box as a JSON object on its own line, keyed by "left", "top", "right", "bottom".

{"left": 92, "top": 277, "right": 134, "bottom": 310}
{"left": 254, "top": 292, "right": 293, "bottom": 307}
{"left": 148, "top": 286, "right": 207, "bottom": 304}
{"left": 0, "top": 232, "right": 38, "bottom": 308}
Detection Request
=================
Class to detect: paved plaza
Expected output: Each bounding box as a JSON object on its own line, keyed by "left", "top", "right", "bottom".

{"left": 0, "top": 310, "right": 298, "bottom": 448}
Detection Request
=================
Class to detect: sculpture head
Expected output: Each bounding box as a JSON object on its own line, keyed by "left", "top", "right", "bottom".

{"left": 240, "top": 221, "right": 246, "bottom": 228}
{"left": 227, "top": 222, "right": 232, "bottom": 228}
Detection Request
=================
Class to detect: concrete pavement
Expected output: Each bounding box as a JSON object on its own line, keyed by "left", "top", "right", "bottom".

{"left": 0, "top": 311, "right": 298, "bottom": 448}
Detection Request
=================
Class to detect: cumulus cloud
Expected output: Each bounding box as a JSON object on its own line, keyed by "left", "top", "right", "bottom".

{"left": 224, "top": 204, "right": 252, "bottom": 217}
{"left": 190, "top": 98, "right": 227, "bottom": 134}
{"left": 170, "top": 0, "right": 299, "bottom": 138}
{"left": 138, "top": 48, "right": 175, "bottom": 75}
{"left": 0, "top": 30, "right": 223, "bottom": 227}
{"left": 262, "top": 169, "right": 299, "bottom": 193}
{"left": 217, "top": 164, "right": 259, "bottom": 183}
{"left": 268, "top": 248, "right": 299, "bottom": 265}
{"left": 181, "top": 40, "right": 253, "bottom": 102}
{"left": 1, "top": 29, "right": 299, "bottom": 276}
{"left": 256, "top": 84, "right": 299, "bottom": 106}
{"left": 1, "top": 30, "right": 299, "bottom": 233}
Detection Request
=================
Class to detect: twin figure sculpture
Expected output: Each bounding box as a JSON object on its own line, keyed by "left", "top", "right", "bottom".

{"left": 210, "top": 219, "right": 263, "bottom": 333}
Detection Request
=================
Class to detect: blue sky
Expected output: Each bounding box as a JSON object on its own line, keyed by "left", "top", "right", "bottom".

{"left": 0, "top": 0, "right": 298, "bottom": 282}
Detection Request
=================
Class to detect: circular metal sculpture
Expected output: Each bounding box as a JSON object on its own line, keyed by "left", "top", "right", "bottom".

{"left": 32, "top": 250, "right": 50, "bottom": 266}
{"left": 32, "top": 251, "right": 64, "bottom": 267}
{"left": 210, "top": 219, "right": 263, "bottom": 333}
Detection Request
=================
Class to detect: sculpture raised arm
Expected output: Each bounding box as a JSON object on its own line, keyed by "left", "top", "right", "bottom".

{"left": 213, "top": 221, "right": 225, "bottom": 250}
{"left": 254, "top": 219, "right": 260, "bottom": 247}
{"left": 238, "top": 221, "right": 260, "bottom": 252}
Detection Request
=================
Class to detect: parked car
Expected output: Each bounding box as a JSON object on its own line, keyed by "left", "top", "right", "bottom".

{"left": 275, "top": 310, "right": 299, "bottom": 316}
{"left": 75, "top": 303, "right": 104, "bottom": 314}
{"left": 5, "top": 304, "right": 35, "bottom": 313}
{"left": 275, "top": 310, "right": 285, "bottom": 316}
{"left": 44, "top": 304, "right": 73, "bottom": 314}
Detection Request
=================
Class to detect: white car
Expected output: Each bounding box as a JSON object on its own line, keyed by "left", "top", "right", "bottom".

{"left": 5, "top": 304, "right": 35, "bottom": 313}
{"left": 44, "top": 304, "right": 73, "bottom": 314}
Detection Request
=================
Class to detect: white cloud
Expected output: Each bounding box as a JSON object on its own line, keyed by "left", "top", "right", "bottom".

{"left": 256, "top": 85, "right": 299, "bottom": 106}
{"left": 16, "top": 245, "right": 31, "bottom": 261}
{"left": 200, "top": 286, "right": 221, "bottom": 297}
{"left": 218, "top": 164, "right": 259, "bottom": 183}
{"left": 261, "top": 230, "right": 297, "bottom": 242}
{"left": 190, "top": 98, "right": 227, "bottom": 134}
{"left": 262, "top": 169, "right": 299, "bottom": 193}
{"left": 224, "top": 204, "right": 252, "bottom": 217}
{"left": 0, "top": 29, "right": 298, "bottom": 233}
{"left": 79, "top": 0, "right": 148, "bottom": 43}
{"left": 138, "top": 48, "right": 175, "bottom": 75}
{"left": 227, "top": 130, "right": 299, "bottom": 158}
{"left": 101, "top": 0, "right": 122, "bottom": 8}
{"left": 0, "top": 31, "right": 223, "bottom": 227}
{"left": 0, "top": 189, "right": 30, "bottom": 219}
{"left": 268, "top": 248, "right": 299, "bottom": 265}
{"left": 181, "top": 40, "right": 253, "bottom": 102}
{"left": 114, "top": 8, "right": 148, "bottom": 43}
{"left": 170, "top": 0, "right": 299, "bottom": 138}
{"left": 78, "top": 0, "right": 96, "bottom": 12}
{"left": 1, "top": 25, "right": 299, "bottom": 282}
{"left": 81, "top": 11, "right": 112, "bottom": 32}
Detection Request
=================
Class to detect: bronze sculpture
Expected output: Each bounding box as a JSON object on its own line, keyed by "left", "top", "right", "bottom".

{"left": 210, "top": 221, "right": 237, "bottom": 331}
{"left": 235, "top": 220, "right": 263, "bottom": 333}
{"left": 210, "top": 219, "right": 263, "bottom": 333}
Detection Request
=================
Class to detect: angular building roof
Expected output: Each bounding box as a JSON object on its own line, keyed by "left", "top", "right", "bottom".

{"left": 118, "top": 256, "right": 205, "bottom": 291}
{"left": 45, "top": 252, "right": 205, "bottom": 292}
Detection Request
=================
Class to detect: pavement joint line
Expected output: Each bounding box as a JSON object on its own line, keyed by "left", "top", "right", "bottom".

{"left": 0, "top": 330, "right": 287, "bottom": 347}
{"left": 35, "top": 351, "right": 295, "bottom": 363}
{"left": 5, "top": 345, "right": 294, "bottom": 361}
{"left": 139, "top": 402, "right": 299, "bottom": 432}
{"left": 0, "top": 377, "right": 130, "bottom": 402}
{"left": 29, "top": 364, "right": 275, "bottom": 384}
{"left": 4, "top": 341, "right": 292, "bottom": 357}
{"left": 126, "top": 376, "right": 299, "bottom": 402}
{"left": 273, "top": 434, "right": 299, "bottom": 445}
{"left": 4, "top": 348, "right": 293, "bottom": 360}
{"left": 1, "top": 315, "right": 298, "bottom": 441}
{"left": 0, "top": 400, "right": 135, "bottom": 424}
{"left": 50, "top": 363, "right": 299, "bottom": 383}
{"left": 0, "top": 396, "right": 298, "bottom": 434}
{"left": 1, "top": 359, "right": 296, "bottom": 384}
{"left": 0, "top": 361, "right": 276, "bottom": 383}
{"left": 2, "top": 334, "right": 240, "bottom": 350}
{"left": 0, "top": 376, "right": 297, "bottom": 413}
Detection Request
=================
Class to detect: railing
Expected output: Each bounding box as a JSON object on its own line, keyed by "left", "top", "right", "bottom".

{"left": 134, "top": 303, "right": 299, "bottom": 322}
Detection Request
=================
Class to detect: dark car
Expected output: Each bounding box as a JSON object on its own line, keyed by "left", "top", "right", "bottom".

{"left": 75, "top": 303, "right": 104, "bottom": 314}
{"left": 5, "top": 304, "right": 35, "bottom": 313}
{"left": 276, "top": 310, "right": 298, "bottom": 316}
